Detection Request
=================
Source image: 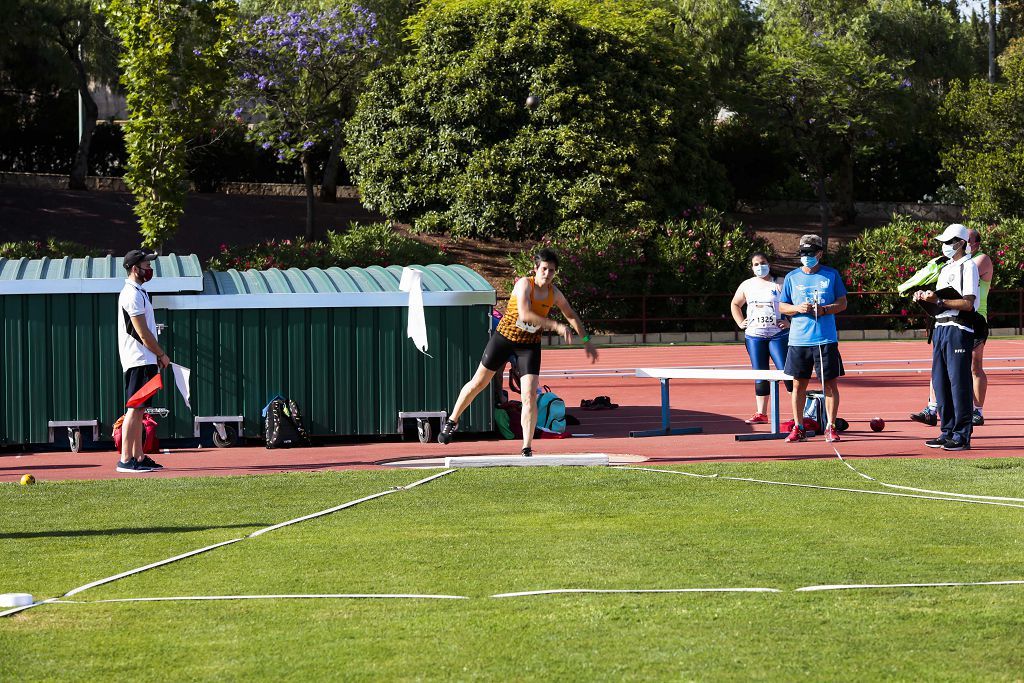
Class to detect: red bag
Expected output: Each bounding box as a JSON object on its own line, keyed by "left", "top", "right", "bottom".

{"left": 780, "top": 417, "right": 820, "bottom": 433}
{"left": 113, "top": 413, "right": 160, "bottom": 454}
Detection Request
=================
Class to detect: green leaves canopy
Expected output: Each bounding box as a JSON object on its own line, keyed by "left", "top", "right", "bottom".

{"left": 344, "top": 0, "right": 726, "bottom": 240}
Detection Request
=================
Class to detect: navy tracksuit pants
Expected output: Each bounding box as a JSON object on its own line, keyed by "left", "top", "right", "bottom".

{"left": 931, "top": 324, "right": 974, "bottom": 443}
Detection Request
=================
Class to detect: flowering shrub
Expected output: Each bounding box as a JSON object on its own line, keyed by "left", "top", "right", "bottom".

{"left": 0, "top": 239, "right": 105, "bottom": 259}
{"left": 510, "top": 211, "right": 774, "bottom": 331}
{"left": 833, "top": 215, "right": 1024, "bottom": 328}
{"left": 206, "top": 222, "right": 446, "bottom": 271}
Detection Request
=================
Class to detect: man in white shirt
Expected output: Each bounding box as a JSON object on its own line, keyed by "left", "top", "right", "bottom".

{"left": 913, "top": 224, "right": 978, "bottom": 451}
{"left": 117, "top": 250, "right": 172, "bottom": 472}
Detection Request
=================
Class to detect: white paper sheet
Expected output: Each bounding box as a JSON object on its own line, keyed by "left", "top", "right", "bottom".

{"left": 398, "top": 267, "right": 430, "bottom": 356}
{"left": 171, "top": 363, "right": 192, "bottom": 410}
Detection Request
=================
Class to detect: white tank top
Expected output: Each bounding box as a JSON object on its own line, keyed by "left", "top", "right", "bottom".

{"left": 739, "top": 276, "right": 785, "bottom": 339}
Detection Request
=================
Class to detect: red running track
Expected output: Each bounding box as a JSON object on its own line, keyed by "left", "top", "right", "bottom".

{"left": 3, "top": 339, "right": 1023, "bottom": 482}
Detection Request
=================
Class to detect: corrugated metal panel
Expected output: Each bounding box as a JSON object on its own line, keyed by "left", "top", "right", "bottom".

{"left": 0, "top": 261, "right": 494, "bottom": 446}
{"left": 160, "top": 264, "right": 496, "bottom": 310}
{"left": 0, "top": 292, "right": 125, "bottom": 446}
{"left": 0, "top": 255, "right": 203, "bottom": 294}
{"left": 160, "top": 302, "right": 491, "bottom": 438}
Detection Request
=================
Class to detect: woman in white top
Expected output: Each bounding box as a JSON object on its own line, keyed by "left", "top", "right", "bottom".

{"left": 730, "top": 252, "right": 792, "bottom": 424}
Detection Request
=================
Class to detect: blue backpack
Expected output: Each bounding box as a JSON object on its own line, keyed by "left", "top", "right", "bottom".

{"left": 536, "top": 386, "right": 566, "bottom": 434}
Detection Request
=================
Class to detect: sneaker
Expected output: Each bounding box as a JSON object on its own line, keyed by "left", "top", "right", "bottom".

{"left": 116, "top": 459, "right": 154, "bottom": 473}
{"left": 784, "top": 425, "right": 806, "bottom": 443}
{"left": 910, "top": 410, "right": 938, "bottom": 427}
{"left": 924, "top": 436, "right": 948, "bottom": 449}
{"left": 972, "top": 410, "right": 984, "bottom": 427}
{"left": 745, "top": 413, "right": 769, "bottom": 425}
{"left": 521, "top": 447, "right": 533, "bottom": 457}
{"left": 437, "top": 418, "right": 458, "bottom": 445}
{"left": 824, "top": 425, "right": 840, "bottom": 442}
{"left": 140, "top": 456, "right": 163, "bottom": 469}
{"left": 943, "top": 437, "right": 970, "bottom": 451}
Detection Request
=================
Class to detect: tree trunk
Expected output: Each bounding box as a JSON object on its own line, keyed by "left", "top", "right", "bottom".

{"left": 989, "top": 0, "right": 997, "bottom": 83}
{"left": 68, "top": 45, "right": 98, "bottom": 191}
{"left": 834, "top": 143, "right": 857, "bottom": 227}
{"left": 815, "top": 161, "right": 831, "bottom": 254}
{"left": 302, "top": 151, "right": 316, "bottom": 239}
{"left": 319, "top": 131, "right": 344, "bottom": 203}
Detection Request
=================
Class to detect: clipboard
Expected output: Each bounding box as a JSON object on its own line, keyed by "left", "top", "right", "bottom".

{"left": 915, "top": 286, "right": 962, "bottom": 317}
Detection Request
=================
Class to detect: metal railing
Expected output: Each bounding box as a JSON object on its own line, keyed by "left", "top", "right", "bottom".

{"left": 496, "top": 288, "right": 1024, "bottom": 343}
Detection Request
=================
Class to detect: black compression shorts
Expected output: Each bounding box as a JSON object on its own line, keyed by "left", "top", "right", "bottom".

{"left": 480, "top": 331, "right": 542, "bottom": 376}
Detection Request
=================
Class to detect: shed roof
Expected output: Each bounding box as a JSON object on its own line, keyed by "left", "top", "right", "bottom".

{"left": 0, "top": 255, "right": 203, "bottom": 294}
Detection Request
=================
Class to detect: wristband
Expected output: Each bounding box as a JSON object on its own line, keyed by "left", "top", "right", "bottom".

{"left": 582, "top": 335, "right": 591, "bottom": 343}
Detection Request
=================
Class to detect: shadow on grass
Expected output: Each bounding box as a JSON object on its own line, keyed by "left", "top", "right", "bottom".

{"left": 1, "top": 523, "right": 267, "bottom": 540}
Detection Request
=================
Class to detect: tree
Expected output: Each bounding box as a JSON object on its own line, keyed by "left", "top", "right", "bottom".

{"left": 745, "top": 0, "right": 914, "bottom": 248}
{"left": 1, "top": 0, "right": 118, "bottom": 188}
{"left": 344, "top": 0, "right": 725, "bottom": 240}
{"left": 229, "top": 7, "right": 380, "bottom": 239}
{"left": 103, "top": 0, "right": 236, "bottom": 249}
{"left": 941, "top": 39, "right": 1024, "bottom": 220}
{"left": 238, "top": 1, "right": 412, "bottom": 203}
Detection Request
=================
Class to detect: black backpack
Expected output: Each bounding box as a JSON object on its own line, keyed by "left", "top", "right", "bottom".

{"left": 264, "top": 398, "right": 310, "bottom": 449}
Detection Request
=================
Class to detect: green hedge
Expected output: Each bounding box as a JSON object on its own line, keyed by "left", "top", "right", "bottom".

{"left": 206, "top": 222, "right": 448, "bottom": 271}
{"left": 510, "top": 211, "right": 774, "bottom": 331}
{"left": 833, "top": 215, "right": 1024, "bottom": 329}
{"left": 0, "top": 239, "right": 105, "bottom": 259}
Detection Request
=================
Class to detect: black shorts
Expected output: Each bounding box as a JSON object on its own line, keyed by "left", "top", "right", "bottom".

{"left": 784, "top": 343, "right": 845, "bottom": 381}
{"left": 480, "top": 331, "right": 542, "bottom": 376}
{"left": 124, "top": 364, "right": 158, "bottom": 408}
{"left": 973, "top": 318, "right": 988, "bottom": 349}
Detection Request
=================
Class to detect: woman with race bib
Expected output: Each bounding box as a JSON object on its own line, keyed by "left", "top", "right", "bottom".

{"left": 730, "top": 252, "right": 792, "bottom": 424}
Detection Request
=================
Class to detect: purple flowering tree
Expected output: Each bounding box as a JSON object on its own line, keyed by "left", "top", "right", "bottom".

{"left": 231, "top": 7, "right": 379, "bottom": 238}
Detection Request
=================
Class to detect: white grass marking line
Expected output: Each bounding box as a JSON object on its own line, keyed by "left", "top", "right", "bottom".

{"left": 831, "top": 446, "right": 1024, "bottom": 502}
{"left": 0, "top": 598, "right": 60, "bottom": 618}
{"left": 614, "top": 466, "right": 1024, "bottom": 510}
{"left": 491, "top": 587, "right": 781, "bottom": 598}
{"left": 796, "top": 580, "right": 1024, "bottom": 592}
{"left": 247, "top": 469, "right": 455, "bottom": 538}
{"left": 2, "top": 470, "right": 457, "bottom": 619}
{"left": 63, "top": 538, "right": 246, "bottom": 597}
{"left": 52, "top": 593, "right": 469, "bottom": 604}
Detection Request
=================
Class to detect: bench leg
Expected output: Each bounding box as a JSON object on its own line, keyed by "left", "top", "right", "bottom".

{"left": 630, "top": 378, "right": 703, "bottom": 438}
{"left": 735, "top": 380, "right": 791, "bottom": 441}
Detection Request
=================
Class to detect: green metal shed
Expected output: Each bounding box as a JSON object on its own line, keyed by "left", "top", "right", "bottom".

{"left": 0, "top": 254, "right": 203, "bottom": 449}
{"left": 157, "top": 264, "right": 496, "bottom": 444}
{"left": 0, "top": 257, "right": 495, "bottom": 449}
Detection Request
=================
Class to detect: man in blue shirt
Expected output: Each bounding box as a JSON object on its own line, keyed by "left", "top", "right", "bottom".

{"left": 779, "top": 234, "right": 848, "bottom": 443}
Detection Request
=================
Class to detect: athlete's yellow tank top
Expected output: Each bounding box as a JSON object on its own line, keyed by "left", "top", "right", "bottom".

{"left": 497, "top": 278, "right": 555, "bottom": 343}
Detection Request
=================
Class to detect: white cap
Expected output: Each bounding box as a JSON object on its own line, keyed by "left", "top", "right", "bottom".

{"left": 934, "top": 223, "right": 969, "bottom": 242}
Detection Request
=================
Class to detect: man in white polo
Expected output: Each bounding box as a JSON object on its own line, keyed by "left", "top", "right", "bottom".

{"left": 117, "top": 249, "right": 171, "bottom": 472}
{"left": 913, "top": 224, "right": 978, "bottom": 451}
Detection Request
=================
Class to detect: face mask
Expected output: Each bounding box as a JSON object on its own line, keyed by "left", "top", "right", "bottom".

{"left": 137, "top": 267, "right": 154, "bottom": 283}
{"left": 966, "top": 243, "right": 974, "bottom": 256}
{"left": 941, "top": 243, "right": 958, "bottom": 259}
{"left": 752, "top": 264, "right": 770, "bottom": 278}
{"left": 800, "top": 255, "right": 818, "bottom": 268}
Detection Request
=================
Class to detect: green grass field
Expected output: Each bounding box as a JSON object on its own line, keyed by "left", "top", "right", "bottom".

{"left": 3, "top": 459, "right": 1024, "bottom": 681}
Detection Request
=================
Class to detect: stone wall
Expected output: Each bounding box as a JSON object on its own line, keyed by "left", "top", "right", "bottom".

{"left": 736, "top": 199, "right": 964, "bottom": 223}
{"left": 0, "top": 172, "right": 359, "bottom": 199}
